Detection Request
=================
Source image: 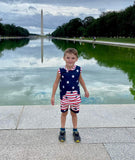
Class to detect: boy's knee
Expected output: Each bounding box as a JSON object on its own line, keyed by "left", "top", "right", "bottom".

{"left": 70, "top": 111, "right": 77, "bottom": 117}
{"left": 61, "top": 111, "right": 68, "bottom": 117}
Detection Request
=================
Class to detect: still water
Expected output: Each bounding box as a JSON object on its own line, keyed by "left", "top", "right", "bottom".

{"left": 0, "top": 38, "right": 135, "bottom": 105}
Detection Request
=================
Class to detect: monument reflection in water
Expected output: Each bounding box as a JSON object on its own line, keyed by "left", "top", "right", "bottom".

{"left": 0, "top": 38, "right": 135, "bottom": 105}
{"left": 41, "top": 38, "right": 44, "bottom": 63}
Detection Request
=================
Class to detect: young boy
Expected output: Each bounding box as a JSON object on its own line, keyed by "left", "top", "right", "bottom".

{"left": 51, "top": 48, "right": 89, "bottom": 143}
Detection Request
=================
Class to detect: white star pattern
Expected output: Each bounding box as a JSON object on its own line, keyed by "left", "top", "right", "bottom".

{"left": 60, "top": 66, "right": 81, "bottom": 104}
{"left": 67, "top": 81, "right": 69, "bottom": 84}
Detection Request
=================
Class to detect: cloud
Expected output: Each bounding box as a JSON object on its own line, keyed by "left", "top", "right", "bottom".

{"left": 25, "top": 26, "right": 55, "bottom": 34}
{"left": 0, "top": 1, "right": 101, "bottom": 17}
{"left": 29, "top": 6, "right": 37, "bottom": 11}
{"left": 0, "top": 0, "right": 134, "bottom": 34}
{"left": 0, "top": 1, "right": 101, "bottom": 33}
{"left": 0, "top": 55, "right": 97, "bottom": 68}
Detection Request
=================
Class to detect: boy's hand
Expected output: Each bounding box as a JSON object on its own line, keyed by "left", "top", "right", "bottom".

{"left": 85, "top": 90, "right": 89, "bottom": 98}
{"left": 51, "top": 97, "right": 55, "bottom": 105}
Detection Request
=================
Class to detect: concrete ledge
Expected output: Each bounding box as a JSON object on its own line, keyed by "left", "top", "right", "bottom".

{"left": 0, "top": 105, "right": 135, "bottom": 160}
{"left": 0, "top": 128, "right": 135, "bottom": 160}
{"left": 0, "top": 104, "right": 135, "bottom": 130}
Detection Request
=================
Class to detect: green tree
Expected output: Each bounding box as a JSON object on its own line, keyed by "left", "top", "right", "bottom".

{"left": 0, "top": 23, "right": 29, "bottom": 36}
{"left": 52, "top": 2, "right": 135, "bottom": 38}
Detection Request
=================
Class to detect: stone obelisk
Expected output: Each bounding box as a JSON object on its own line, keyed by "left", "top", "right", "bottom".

{"left": 41, "top": 9, "right": 44, "bottom": 35}
{"left": 41, "top": 9, "right": 44, "bottom": 63}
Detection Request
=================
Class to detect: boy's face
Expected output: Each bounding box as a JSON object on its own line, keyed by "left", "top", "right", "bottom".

{"left": 63, "top": 53, "right": 78, "bottom": 69}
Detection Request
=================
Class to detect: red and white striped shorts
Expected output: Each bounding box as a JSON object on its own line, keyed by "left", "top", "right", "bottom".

{"left": 60, "top": 91, "right": 81, "bottom": 113}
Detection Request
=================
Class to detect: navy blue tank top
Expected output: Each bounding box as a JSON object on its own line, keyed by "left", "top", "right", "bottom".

{"left": 59, "top": 65, "right": 81, "bottom": 100}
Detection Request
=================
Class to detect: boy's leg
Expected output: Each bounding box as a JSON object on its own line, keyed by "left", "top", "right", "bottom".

{"left": 70, "top": 109, "right": 81, "bottom": 143}
{"left": 61, "top": 111, "right": 68, "bottom": 128}
{"left": 70, "top": 110, "right": 77, "bottom": 129}
{"left": 59, "top": 111, "right": 68, "bottom": 142}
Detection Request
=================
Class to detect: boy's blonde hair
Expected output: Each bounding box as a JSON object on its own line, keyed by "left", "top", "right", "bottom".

{"left": 64, "top": 48, "right": 78, "bottom": 58}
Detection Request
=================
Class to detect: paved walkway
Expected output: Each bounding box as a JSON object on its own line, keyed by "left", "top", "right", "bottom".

{"left": 0, "top": 104, "right": 135, "bottom": 160}
{"left": 53, "top": 37, "right": 135, "bottom": 48}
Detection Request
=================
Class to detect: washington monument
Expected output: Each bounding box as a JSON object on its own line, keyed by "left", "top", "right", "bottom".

{"left": 41, "top": 9, "right": 44, "bottom": 35}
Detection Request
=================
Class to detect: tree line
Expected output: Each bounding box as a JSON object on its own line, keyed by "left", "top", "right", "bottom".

{"left": 52, "top": 3, "right": 135, "bottom": 38}
{"left": 0, "top": 39, "right": 29, "bottom": 56}
{"left": 0, "top": 23, "right": 29, "bottom": 37}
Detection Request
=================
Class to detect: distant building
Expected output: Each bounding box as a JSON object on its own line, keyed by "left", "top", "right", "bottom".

{"left": 41, "top": 9, "right": 44, "bottom": 35}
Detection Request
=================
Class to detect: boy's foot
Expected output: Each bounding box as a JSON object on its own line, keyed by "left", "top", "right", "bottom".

{"left": 59, "top": 131, "right": 66, "bottom": 142}
{"left": 73, "top": 131, "right": 81, "bottom": 143}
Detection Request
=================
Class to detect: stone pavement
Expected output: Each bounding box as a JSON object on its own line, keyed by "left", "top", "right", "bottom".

{"left": 0, "top": 104, "right": 135, "bottom": 160}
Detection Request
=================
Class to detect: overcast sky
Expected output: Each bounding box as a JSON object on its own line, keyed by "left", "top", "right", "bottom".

{"left": 0, "top": 0, "right": 134, "bottom": 34}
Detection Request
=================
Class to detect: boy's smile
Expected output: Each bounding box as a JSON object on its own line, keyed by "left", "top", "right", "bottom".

{"left": 63, "top": 53, "right": 78, "bottom": 70}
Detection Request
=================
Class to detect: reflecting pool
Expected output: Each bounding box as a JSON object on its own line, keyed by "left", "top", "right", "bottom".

{"left": 0, "top": 38, "right": 135, "bottom": 105}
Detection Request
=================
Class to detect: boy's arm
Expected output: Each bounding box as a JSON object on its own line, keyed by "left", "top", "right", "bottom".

{"left": 51, "top": 71, "right": 61, "bottom": 105}
{"left": 79, "top": 73, "right": 89, "bottom": 98}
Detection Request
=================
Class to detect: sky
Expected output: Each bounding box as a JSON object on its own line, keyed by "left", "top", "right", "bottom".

{"left": 0, "top": 0, "right": 134, "bottom": 34}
